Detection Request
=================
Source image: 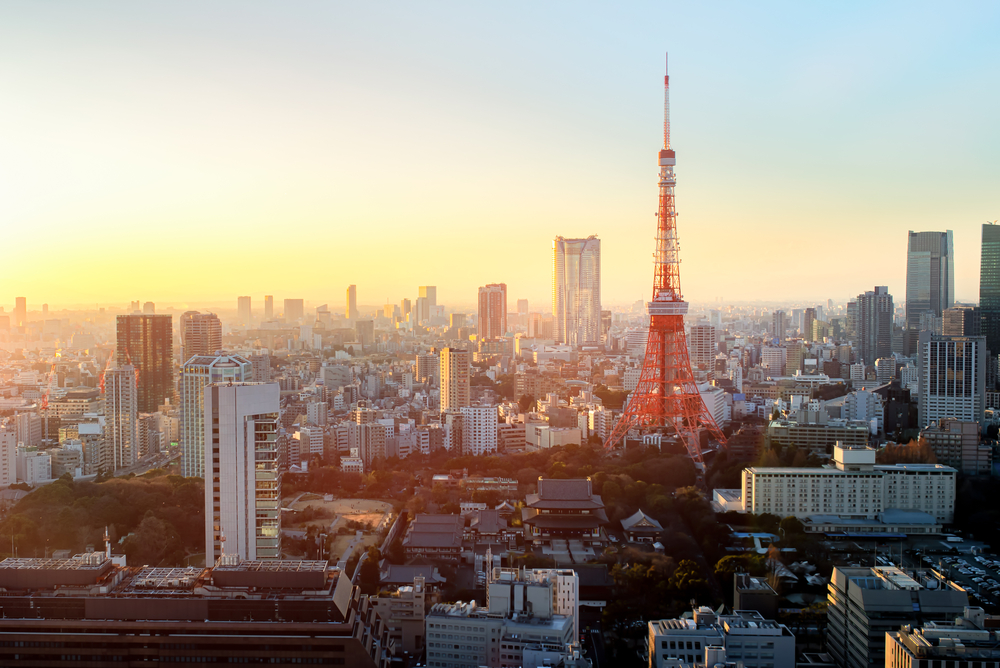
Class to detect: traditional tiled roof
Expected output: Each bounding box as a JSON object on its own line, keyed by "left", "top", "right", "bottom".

{"left": 621, "top": 509, "right": 663, "bottom": 532}
{"left": 525, "top": 478, "right": 605, "bottom": 510}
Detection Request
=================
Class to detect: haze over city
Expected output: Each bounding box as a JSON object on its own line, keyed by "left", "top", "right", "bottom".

{"left": 2, "top": 2, "right": 998, "bottom": 308}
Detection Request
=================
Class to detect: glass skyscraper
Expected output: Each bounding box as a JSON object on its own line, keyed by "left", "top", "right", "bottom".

{"left": 980, "top": 223, "right": 1000, "bottom": 354}
{"left": 552, "top": 236, "right": 601, "bottom": 346}
{"left": 905, "top": 230, "right": 954, "bottom": 355}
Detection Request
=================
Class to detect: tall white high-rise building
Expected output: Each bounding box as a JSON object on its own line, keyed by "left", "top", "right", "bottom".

{"left": 688, "top": 323, "right": 718, "bottom": 376}
{"left": 460, "top": 405, "right": 498, "bottom": 455}
{"left": 104, "top": 365, "right": 138, "bottom": 471}
{"left": 180, "top": 354, "right": 253, "bottom": 478}
{"left": 0, "top": 425, "right": 17, "bottom": 487}
{"left": 918, "top": 332, "right": 986, "bottom": 428}
{"left": 204, "top": 382, "right": 280, "bottom": 564}
{"left": 553, "top": 236, "right": 601, "bottom": 346}
{"left": 440, "top": 348, "right": 471, "bottom": 410}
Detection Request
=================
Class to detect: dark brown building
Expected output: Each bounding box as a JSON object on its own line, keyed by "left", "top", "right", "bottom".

{"left": 116, "top": 314, "right": 173, "bottom": 413}
{"left": 0, "top": 555, "right": 389, "bottom": 667}
{"left": 522, "top": 478, "right": 608, "bottom": 555}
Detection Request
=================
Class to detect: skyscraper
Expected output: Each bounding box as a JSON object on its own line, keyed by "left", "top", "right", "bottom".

{"left": 13, "top": 297, "right": 25, "bottom": 328}
{"left": 803, "top": 307, "right": 816, "bottom": 342}
{"left": 477, "top": 283, "right": 507, "bottom": 340}
{"left": 905, "top": 230, "right": 954, "bottom": 355}
{"left": 942, "top": 305, "right": 981, "bottom": 337}
{"left": 418, "top": 286, "right": 436, "bottom": 322}
{"left": 552, "top": 235, "right": 601, "bottom": 346}
{"left": 772, "top": 310, "right": 787, "bottom": 340}
{"left": 283, "top": 299, "right": 304, "bottom": 322}
{"left": 981, "top": 224, "right": 1000, "bottom": 354}
{"left": 346, "top": 285, "right": 358, "bottom": 321}
{"left": 104, "top": 365, "right": 138, "bottom": 471}
{"left": 857, "top": 286, "right": 893, "bottom": 365}
{"left": 116, "top": 314, "right": 173, "bottom": 413}
{"left": 180, "top": 311, "right": 222, "bottom": 362}
{"left": 263, "top": 295, "right": 274, "bottom": 321}
{"left": 204, "top": 382, "right": 280, "bottom": 564}
{"left": 237, "top": 296, "right": 251, "bottom": 326}
{"left": 439, "top": 347, "right": 470, "bottom": 410}
{"left": 688, "top": 323, "right": 717, "bottom": 377}
{"left": 180, "top": 354, "right": 252, "bottom": 478}
{"left": 400, "top": 298, "right": 412, "bottom": 320}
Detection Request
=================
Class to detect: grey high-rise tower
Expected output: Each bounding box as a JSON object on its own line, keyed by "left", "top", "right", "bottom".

{"left": 980, "top": 224, "right": 1000, "bottom": 354}
{"left": 905, "top": 230, "right": 954, "bottom": 355}
{"left": 552, "top": 236, "right": 601, "bottom": 346}
{"left": 857, "top": 286, "right": 893, "bottom": 365}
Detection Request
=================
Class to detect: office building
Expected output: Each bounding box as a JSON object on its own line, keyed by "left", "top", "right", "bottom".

{"left": 204, "top": 382, "right": 280, "bottom": 564}
{"left": 283, "top": 298, "right": 304, "bottom": 322}
{"left": 180, "top": 354, "right": 252, "bottom": 478}
{"left": 827, "top": 566, "right": 968, "bottom": 668}
{"left": 478, "top": 283, "right": 507, "bottom": 340}
{"left": 440, "top": 347, "right": 470, "bottom": 410}
{"left": 803, "top": 307, "right": 816, "bottom": 341}
{"left": 104, "top": 365, "right": 138, "bottom": 471}
{"left": 734, "top": 444, "right": 956, "bottom": 527}
{"left": 116, "top": 314, "right": 173, "bottom": 413}
{"left": 905, "top": 230, "right": 954, "bottom": 355}
{"left": 179, "top": 311, "right": 222, "bottom": 362}
{"left": 461, "top": 405, "right": 498, "bottom": 455}
{"left": 0, "top": 555, "right": 389, "bottom": 667}
{"left": 919, "top": 418, "right": 991, "bottom": 475}
{"left": 263, "top": 294, "right": 274, "bottom": 320}
{"left": 400, "top": 298, "right": 412, "bottom": 320}
{"left": 425, "top": 566, "right": 584, "bottom": 668}
{"left": 13, "top": 297, "right": 26, "bottom": 328}
{"left": 417, "top": 286, "right": 437, "bottom": 323}
{"left": 857, "top": 287, "right": 893, "bottom": 365}
{"left": 918, "top": 332, "right": 986, "bottom": 428}
{"left": 886, "top": 607, "right": 997, "bottom": 668}
{"left": 553, "top": 235, "right": 601, "bottom": 346}
{"left": 371, "top": 576, "right": 427, "bottom": 660}
{"left": 942, "top": 305, "right": 980, "bottom": 336}
{"left": 875, "top": 357, "right": 896, "bottom": 385}
{"left": 349, "top": 422, "right": 386, "bottom": 469}
{"left": 648, "top": 607, "right": 795, "bottom": 668}
{"left": 772, "top": 310, "right": 787, "bottom": 340}
{"left": 15, "top": 448, "right": 51, "bottom": 485}
{"left": 347, "top": 284, "right": 358, "bottom": 321}
{"left": 237, "top": 296, "right": 251, "bottom": 326}
{"left": 981, "top": 224, "right": 1000, "bottom": 353}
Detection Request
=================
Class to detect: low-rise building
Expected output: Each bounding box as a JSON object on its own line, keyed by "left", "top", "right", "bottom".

{"left": 886, "top": 607, "right": 997, "bottom": 668}
{"left": 647, "top": 607, "right": 795, "bottom": 668}
{"left": 370, "top": 576, "right": 427, "bottom": 661}
{"left": 919, "top": 418, "right": 991, "bottom": 475}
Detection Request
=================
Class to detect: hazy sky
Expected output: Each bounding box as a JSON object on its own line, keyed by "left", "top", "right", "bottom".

{"left": 1, "top": 2, "right": 998, "bottom": 312}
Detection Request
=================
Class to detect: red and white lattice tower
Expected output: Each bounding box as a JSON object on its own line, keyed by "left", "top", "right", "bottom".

{"left": 604, "top": 56, "right": 726, "bottom": 462}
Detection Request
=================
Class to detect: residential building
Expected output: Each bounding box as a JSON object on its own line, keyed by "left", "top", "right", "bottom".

{"left": 553, "top": 235, "right": 601, "bottom": 346}
{"left": 886, "top": 607, "right": 997, "bottom": 668}
{"left": 905, "top": 231, "right": 954, "bottom": 355}
{"left": 688, "top": 323, "right": 717, "bottom": 377}
{"left": 857, "top": 286, "right": 893, "bottom": 365}
{"left": 416, "top": 352, "right": 439, "bottom": 384}
{"left": 440, "top": 347, "right": 471, "bottom": 410}
{"left": 104, "top": 365, "right": 138, "bottom": 471}
{"left": 179, "top": 311, "right": 222, "bottom": 362}
{"left": 827, "top": 566, "right": 968, "bottom": 668}
{"left": 180, "top": 354, "right": 252, "bottom": 478}
{"left": 16, "top": 448, "right": 51, "bottom": 485}
{"left": 735, "top": 444, "right": 956, "bottom": 527}
{"left": 116, "top": 314, "right": 173, "bottom": 413}
{"left": 919, "top": 418, "right": 991, "bottom": 475}
{"left": 461, "top": 405, "right": 498, "bottom": 455}
{"left": 204, "top": 382, "right": 280, "bottom": 564}
{"left": 478, "top": 283, "right": 508, "bottom": 340}
{"left": 918, "top": 332, "right": 987, "bottom": 428}
{"left": 349, "top": 421, "right": 386, "bottom": 468}
{"left": 875, "top": 357, "right": 896, "bottom": 385}
{"left": 772, "top": 310, "right": 787, "bottom": 340}
{"left": 0, "top": 555, "right": 389, "bottom": 667}
{"left": 648, "top": 607, "right": 795, "bottom": 668}
{"left": 0, "top": 426, "right": 16, "bottom": 487}
{"left": 237, "top": 296, "right": 251, "bottom": 326}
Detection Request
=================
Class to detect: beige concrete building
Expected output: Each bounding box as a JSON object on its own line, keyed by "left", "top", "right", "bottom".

{"left": 439, "top": 347, "right": 470, "bottom": 411}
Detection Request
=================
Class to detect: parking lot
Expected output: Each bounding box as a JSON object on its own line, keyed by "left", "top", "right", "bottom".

{"left": 921, "top": 552, "right": 1000, "bottom": 610}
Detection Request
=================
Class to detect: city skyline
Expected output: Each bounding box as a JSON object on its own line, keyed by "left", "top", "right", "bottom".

{"left": 1, "top": 3, "right": 997, "bottom": 307}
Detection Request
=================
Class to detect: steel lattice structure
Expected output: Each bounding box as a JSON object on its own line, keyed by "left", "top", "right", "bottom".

{"left": 604, "top": 57, "right": 726, "bottom": 463}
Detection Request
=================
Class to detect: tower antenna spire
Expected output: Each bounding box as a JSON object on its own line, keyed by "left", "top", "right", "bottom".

{"left": 663, "top": 52, "right": 670, "bottom": 150}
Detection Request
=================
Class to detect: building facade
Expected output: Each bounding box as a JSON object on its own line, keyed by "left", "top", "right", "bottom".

{"left": 478, "top": 283, "right": 507, "bottom": 341}
{"left": 204, "top": 382, "right": 281, "bottom": 564}
{"left": 648, "top": 607, "right": 795, "bottom": 668}
{"left": 180, "top": 354, "right": 252, "bottom": 478}
{"left": 553, "top": 236, "right": 601, "bottom": 347}
{"left": 104, "top": 365, "right": 138, "bottom": 471}
{"left": 905, "top": 230, "right": 954, "bottom": 355}
{"left": 918, "top": 332, "right": 987, "bottom": 428}
{"left": 179, "top": 311, "right": 222, "bottom": 363}
{"left": 116, "top": 314, "right": 173, "bottom": 413}
{"left": 440, "top": 347, "right": 470, "bottom": 410}
{"left": 857, "top": 287, "right": 893, "bottom": 365}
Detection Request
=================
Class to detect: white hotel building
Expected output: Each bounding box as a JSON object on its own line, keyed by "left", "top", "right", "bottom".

{"left": 714, "top": 444, "right": 956, "bottom": 534}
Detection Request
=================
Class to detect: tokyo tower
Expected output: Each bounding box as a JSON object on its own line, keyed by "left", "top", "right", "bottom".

{"left": 605, "top": 56, "right": 726, "bottom": 463}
